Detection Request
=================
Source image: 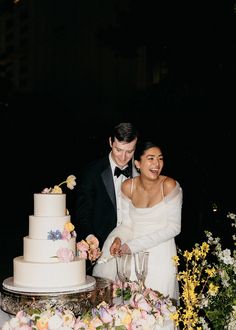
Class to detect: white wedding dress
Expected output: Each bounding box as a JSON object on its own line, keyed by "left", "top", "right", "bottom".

{"left": 93, "top": 180, "right": 183, "bottom": 300}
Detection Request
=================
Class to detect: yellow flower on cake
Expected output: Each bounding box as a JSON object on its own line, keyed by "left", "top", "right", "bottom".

{"left": 51, "top": 185, "right": 63, "bottom": 193}
{"left": 64, "top": 222, "right": 75, "bottom": 233}
{"left": 42, "top": 175, "right": 77, "bottom": 194}
{"left": 66, "top": 175, "right": 77, "bottom": 189}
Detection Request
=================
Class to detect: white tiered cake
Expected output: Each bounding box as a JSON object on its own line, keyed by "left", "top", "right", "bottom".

{"left": 13, "top": 193, "right": 86, "bottom": 290}
{"left": 3, "top": 176, "right": 97, "bottom": 293}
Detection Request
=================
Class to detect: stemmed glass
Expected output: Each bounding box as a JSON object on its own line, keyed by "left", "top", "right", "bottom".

{"left": 115, "top": 253, "right": 132, "bottom": 303}
{"left": 133, "top": 251, "right": 149, "bottom": 292}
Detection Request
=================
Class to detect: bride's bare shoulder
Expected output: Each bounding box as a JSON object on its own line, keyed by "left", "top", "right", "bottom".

{"left": 121, "top": 178, "right": 133, "bottom": 198}
{"left": 162, "top": 176, "right": 177, "bottom": 196}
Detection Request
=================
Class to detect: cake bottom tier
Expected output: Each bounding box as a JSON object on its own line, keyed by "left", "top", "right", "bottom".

{"left": 13, "top": 256, "right": 85, "bottom": 289}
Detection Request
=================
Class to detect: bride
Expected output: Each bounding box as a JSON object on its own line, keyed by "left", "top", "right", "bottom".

{"left": 93, "top": 140, "right": 183, "bottom": 302}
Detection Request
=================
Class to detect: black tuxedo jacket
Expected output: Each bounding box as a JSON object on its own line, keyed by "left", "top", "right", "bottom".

{"left": 73, "top": 156, "right": 135, "bottom": 249}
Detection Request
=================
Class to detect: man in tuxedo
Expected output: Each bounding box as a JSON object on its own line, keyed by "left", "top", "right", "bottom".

{"left": 73, "top": 122, "right": 138, "bottom": 251}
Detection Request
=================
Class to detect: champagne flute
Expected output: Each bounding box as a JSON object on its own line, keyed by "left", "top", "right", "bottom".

{"left": 134, "top": 251, "right": 149, "bottom": 292}
{"left": 115, "top": 253, "right": 132, "bottom": 303}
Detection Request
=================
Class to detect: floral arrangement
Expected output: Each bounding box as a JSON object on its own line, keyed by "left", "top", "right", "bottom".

{"left": 42, "top": 175, "right": 76, "bottom": 194}
{"left": 2, "top": 281, "right": 176, "bottom": 330}
{"left": 48, "top": 222, "right": 76, "bottom": 241}
{"left": 52, "top": 234, "right": 102, "bottom": 263}
{"left": 173, "top": 211, "right": 236, "bottom": 330}
{"left": 76, "top": 234, "right": 102, "bottom": 263}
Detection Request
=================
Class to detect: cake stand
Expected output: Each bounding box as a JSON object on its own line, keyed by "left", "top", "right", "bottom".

{"left": 1, "top": 276, "right": 113, "bottom": 317}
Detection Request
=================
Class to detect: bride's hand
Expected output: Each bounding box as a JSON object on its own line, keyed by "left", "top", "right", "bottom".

{"left": 119, "top": 243, "right": 131, "bottom": 255}
{"left": 110, "top": 237, "right": 121, "bottom": 256}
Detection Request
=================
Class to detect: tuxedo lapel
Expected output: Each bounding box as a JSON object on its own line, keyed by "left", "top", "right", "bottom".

{"left": 101, "top": 166, "right": 116, "bottom": 209}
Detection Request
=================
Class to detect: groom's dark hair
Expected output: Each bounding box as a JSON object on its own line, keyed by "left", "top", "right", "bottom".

{"left": 110, "top": 122, "right": 138, "bottom": 143}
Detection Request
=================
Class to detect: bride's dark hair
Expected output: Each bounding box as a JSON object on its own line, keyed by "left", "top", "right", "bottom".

{"left": 134, "top": 141, "right": 162, "bottom": 161}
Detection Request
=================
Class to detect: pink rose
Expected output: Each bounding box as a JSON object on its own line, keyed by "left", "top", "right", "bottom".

{"left": 57, "top": 247, "right": 74, "bottom": 262}
{"left": 77, "top": 240, "right": 89, "bottom": 259}
{"left": 61, "top": 229, "right": 71, "bottom": 240}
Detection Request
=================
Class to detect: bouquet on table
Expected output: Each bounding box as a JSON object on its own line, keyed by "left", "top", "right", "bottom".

{"left": 2, "top": 281, "right": 176, "bottom": 330}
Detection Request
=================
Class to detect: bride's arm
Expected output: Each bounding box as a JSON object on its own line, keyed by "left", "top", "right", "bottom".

{"left": 99, "top": 193, "right": 133, "bottom": 257}
{"left": 125, "top": 187, "right": 183, "bottom": 253}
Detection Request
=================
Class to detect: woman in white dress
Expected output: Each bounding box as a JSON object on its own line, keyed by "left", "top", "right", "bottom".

{"left": 93, "top": 140, "right": 183, "bottom": 301}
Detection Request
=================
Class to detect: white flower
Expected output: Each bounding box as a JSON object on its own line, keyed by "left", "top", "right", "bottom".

{"left": 199, "top": 316, "right": 211, "bottom": 330}
{"left": 48, "top": 314, "right": 63, "bottom": 329}
{"left": 218, "top": 248, "right": 234, "bottom": 265}
{"left": 227, "top": 212, "right": 236, "bottom": 220}
{"left": 227, "top": 306, "right": 236, "bottom": 329}
{"left": 228, "top": 212, "right": 236, "bottom": 229}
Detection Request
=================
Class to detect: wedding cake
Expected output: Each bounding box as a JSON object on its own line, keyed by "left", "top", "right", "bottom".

{"left": 3, "top": 175, "right": 99, "bottom": 293}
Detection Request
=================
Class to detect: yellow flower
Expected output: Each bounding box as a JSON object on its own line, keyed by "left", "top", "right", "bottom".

{"left": 208, "top": 282, "right": 219, "bottom": 296}
{"left": 183, "top": 250, "right": 193, "bottom": 261}
{"left": 42, "top": 175, "right": 77, "bottom": 194}
{"left": 170, "top": 311, "right": 179, "bottom": 323}
{"left": 51, "top": 185, "right": 62, "bottom": 194}
{"left": 201, "top": 242, "right": 209, "bottom": 252}
{"left": 205, "top": 267, "right": 216, "bottom": 278}
{"left": 193, "top": 247, "right": 202, "bottom": 260}
{"left": 64, "top": 222, "right": 75, "bottom": 233}
{"left": 66, "top": 175, "right": 76, "bottom": 190}
{"left": 172, "top": 255, "right": 180, "bottom": 266}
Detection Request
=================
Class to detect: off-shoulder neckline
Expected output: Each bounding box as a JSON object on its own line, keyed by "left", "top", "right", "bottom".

{"left": 121, "top": 181, "right": 181, "bottom": 209}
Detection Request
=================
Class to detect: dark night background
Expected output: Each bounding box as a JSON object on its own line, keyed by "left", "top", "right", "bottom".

{"left": 0, "top": 0, "right": 236, "bottom": 284}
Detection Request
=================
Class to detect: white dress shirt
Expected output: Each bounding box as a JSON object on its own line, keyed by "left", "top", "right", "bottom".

{"left": 109, "top": 153, "right": 129, "bottom": 226}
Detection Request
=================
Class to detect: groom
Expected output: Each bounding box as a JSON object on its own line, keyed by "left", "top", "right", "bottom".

{"left": 73, "top": 122, "right": 139, "bottom": 251}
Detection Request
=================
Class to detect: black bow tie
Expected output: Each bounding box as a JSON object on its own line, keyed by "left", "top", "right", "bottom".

{"left": 114, "top": 166, "right": 132, "bottom": 178}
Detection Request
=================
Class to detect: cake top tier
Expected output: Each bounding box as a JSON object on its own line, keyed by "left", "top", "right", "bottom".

{"left": 34, "top": 175, "right": 77, "bottom": 216}
{"left": 34, "top": 193, "right": 67, "bottom": 216}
